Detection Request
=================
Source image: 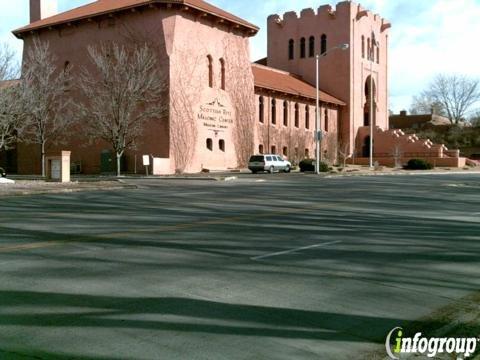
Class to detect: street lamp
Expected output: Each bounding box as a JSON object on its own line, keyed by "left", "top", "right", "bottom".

{"left": 315, "top": 43, "right": 349, "bottom": 175}
{"left": 369, "top": 31, "right": 379, "bottom": 169}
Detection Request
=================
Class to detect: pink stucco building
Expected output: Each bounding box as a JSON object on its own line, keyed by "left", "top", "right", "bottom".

{"left": 5, "top": 0, "right": 465, "bottom": 174}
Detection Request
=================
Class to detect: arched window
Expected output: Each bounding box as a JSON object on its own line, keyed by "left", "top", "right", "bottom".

{"left": 259, "top": 96, "right": 264, "bottom": 123}
{"left": 288, "top": 39, "right": 294, "bottom": 60}
{"left": 300, "top": 37, "right": 306, "bottom": 58}
{"left": 376, "top": 46, "right": 380, "bottom": 64}
{"left": 294, "top": 103, "right": 299, "bottom": 128}
{"left": 283, "top": 100, "right": 288, "bottom": 126}
{"left": 271, "top": 99, "right": 276, "bottom": 125}
{"left": 361, "top": 36, "right": 365, "bottom": 59}
{"left": 207, "top": 55, "right": 213, "bottom": 88}
{"left": 367, "top": 38, "right": 371, "bottom": 60}
{"left": 206, "top": 138, "right": 213, "bottom": 151}
{"left": 305, "top": 148, "right": 310, "bottom": 158}
{"left": 305, "top": 105, "right": 310, "bottom": 129}
{"left": 321, "top": 34, "right": 327, "bottom": 55}
{"left": 324, "top": 109, "right": 329, "bottom": 132}
{"left": 283, "top": 147, "right": 288, "bottom": 156}
{"left": 271, "top": 145, "right": 276, "bottom": 154}
{"left": 219, "top": 139, "right": 225, "bottom": 152}
{"left": 219, "top": 58, "right": 226, "bottom": 90}
{"left": 309, "top": 36, "right": 315, "bottom": 57}
{"left": 259, "top": 144, "right": 264, "bottom": 154}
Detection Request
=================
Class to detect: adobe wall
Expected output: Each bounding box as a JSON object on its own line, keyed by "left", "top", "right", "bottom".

{"left": 267, "top": 1, "right": 390, "bottom": 154}
{"left": 18, "top": 5, "right": 255, "bottom": 174}
{"left": 168, "top": 14, "right": 254, "bottom": 173}
{"left": 19, "top": 6, "right": 172, "bottom": 174}
{"left": 254, "top": 91, "right": 339, "bottom": 164}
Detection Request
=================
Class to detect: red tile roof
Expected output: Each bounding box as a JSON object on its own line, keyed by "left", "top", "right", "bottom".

{"left": 13, "top": 0, "right": 258, "bottom": 36}
{"left": 252, "top": 64, "right": 345, "bottom": 106}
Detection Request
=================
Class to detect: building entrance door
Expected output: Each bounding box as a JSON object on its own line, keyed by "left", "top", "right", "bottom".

{"left": 362, "top": 136, "right": 371, "bottom": 158}
{"left": 51, "top": 160, "right": 61, "bottom": 179}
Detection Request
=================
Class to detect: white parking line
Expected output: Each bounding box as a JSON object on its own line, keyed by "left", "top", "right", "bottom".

{"left": 251, "top": 240, "right": 342, "bottom": 261}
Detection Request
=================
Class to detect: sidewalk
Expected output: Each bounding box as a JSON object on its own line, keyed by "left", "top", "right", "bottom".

{"left": 325, "top": 166, "right": 480, "bottom": 178}
{"left": 0, "top": 180, "right": 133, "bottom": 198}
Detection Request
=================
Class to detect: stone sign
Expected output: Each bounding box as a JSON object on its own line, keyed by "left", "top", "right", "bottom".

{"left": 197, "top": 98, "right": 234, "bottom": 130}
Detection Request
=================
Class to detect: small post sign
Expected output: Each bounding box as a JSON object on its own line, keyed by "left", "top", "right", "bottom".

{"left": 143, "top": 155, "right": 150, "bottom": 176}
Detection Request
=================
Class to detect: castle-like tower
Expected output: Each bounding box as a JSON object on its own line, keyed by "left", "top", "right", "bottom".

{"left": 267, "top": 1, "right": 391, "bottom": 154}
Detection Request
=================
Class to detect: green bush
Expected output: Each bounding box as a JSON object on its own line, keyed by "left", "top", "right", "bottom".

{"left": 299, "top": 159, "right": 330, "bottom": 172}
{"left": 319, "top": 162, "right": 330, "bottom": 173}
{"left": 299, "top": 159, "right": 314, "bottom": 172}
{"left": 404, "top": 159, "right": 433, "bottom": 170}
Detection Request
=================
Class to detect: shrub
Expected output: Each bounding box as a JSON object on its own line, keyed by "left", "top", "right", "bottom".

{"left": 319, "top": 162, "right": 330, "bottom": 173}
{"left": 404, "top": 159, "right": 433, "bottom": 170}
{"left": 299, "top": 159, "right": 314, "bottom": 172}
{"left": 299, "top": 159, "right": 330, "bottom": 172}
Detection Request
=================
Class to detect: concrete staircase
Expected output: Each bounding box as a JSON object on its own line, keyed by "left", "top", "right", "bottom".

{"left": 352, "top": 127, "right": 467, "bottom": 167}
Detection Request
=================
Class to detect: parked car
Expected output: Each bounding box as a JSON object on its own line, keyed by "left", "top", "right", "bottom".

{"left": 0, "top": 167, "right": 5, "bottom": 177}
{"left": 248, "top": 154, "right": 292, "bottom": 174}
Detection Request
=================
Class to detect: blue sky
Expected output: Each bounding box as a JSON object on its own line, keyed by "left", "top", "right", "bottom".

{"left": 2, "top": 0, "right": 480, "bottom": 113}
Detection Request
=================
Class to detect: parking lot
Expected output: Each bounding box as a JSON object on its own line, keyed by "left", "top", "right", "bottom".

{"left": 0, "top": 173, "right": 479, "bottom": 359}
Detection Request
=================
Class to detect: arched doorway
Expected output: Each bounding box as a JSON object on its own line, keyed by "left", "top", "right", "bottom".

{"left": 362, "top": 136, "right": 372, "bottom": 158}
{"left": 364, "top": 76, "right": 377, "bottom": 126}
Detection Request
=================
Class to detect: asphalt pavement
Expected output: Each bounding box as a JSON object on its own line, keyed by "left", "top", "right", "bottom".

{"left": 0, "top": 173, "right": 479, "bottom": 359}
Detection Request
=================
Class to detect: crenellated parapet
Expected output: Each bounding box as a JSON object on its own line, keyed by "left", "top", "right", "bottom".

{"left": 268, "top": 1, "right": 390, "bottom": 32}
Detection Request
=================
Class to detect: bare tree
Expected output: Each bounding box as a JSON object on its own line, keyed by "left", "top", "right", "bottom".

{"left": 224, "top": 38, "right": 255, "bottom": 167}
{"left": 170, "top": 48, "right": 203, "bottom": 173}
{"left": 409, "top": 92, "right": 445, "bottom": 116}
{"left": 19, "top": 39, "right": 73, "bottom": 177}
{"left": 337, "top": 140, "right": 351, "bottom": 169}
{"left": 470, "top": 110, "right": 480, "bottom": 127}
{"left": 323, "top": 132, "right": 337, "bottom": 165}
{"left": 0, "top": 43, "right": 18, "bottom": 81}
{"left": 423, "top": 74, "right": 480, "bottom": 124}
{"left": 0, "top": 84, "right": 22, "bottom": 151}
{"left": 392, "top": 144, "right": 403, "bottom": 168}
{"left": 0, "top": 44, "right": 21, "bottom": 151}
{"left": 77, "top": 43, "right": 165, "bottom": 176}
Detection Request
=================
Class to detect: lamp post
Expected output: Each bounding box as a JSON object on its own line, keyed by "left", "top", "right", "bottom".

{"left": 369, "top": 31, "right": 379, "bottom": 169}
{"left": 315, "top": 43, "right": 349, "bottom": 174}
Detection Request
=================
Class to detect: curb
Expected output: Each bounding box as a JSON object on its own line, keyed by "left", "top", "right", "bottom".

{"left": 325, "top": 171, "right": 480, "bottom": 178}
{"left": 0, "top": 184, "right": 136, "bottom": 198}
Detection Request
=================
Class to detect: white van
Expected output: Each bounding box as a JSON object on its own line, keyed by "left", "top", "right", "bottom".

{"left": 248, "top": 155, "right": 292, "bottom": 174}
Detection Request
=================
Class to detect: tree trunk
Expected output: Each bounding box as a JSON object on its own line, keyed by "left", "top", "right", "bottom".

{"left": 41, "top": 142, "right": 46, "bottom": 177}
{"left": 116, "top": 152, "right": 121, "bottom": 177}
